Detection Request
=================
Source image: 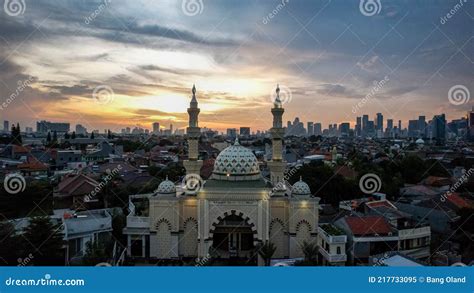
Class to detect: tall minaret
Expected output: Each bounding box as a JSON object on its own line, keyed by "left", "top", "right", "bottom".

{"left": 183, "top": 84, "right": 203, "bottom": 176}
{"left": 268, "top": 85, "right": 286, "bottom": 190}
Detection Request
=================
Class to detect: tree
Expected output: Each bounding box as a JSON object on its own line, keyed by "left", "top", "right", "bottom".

{"left": 257, "top": 241, "right": 276, "bottom": 266}
{"left": 71, "top": 131, "right": 76, "bottom": 139}
{"left": 301, "top": 240, "right": 319, "bottom": 263}
{"left": 64, "top": 132, "right": 70, "bottom": 139}
{"left": 0, "top": 221, "right": 21, "bottom": 265}
{"left": 22, "top": 217, "right": 64, "bottom": 265}
{"left": 107, "top": 129, "right": 112, "bottom": 139}
{"left": 82, "top": 240, "right": 110, "bottom": 266}
{"left": 46, "top": 132, "right": 51, "bottom": 143}
{"left": 10, "top": 123, "right": 22, "bottom": 145}
{"left": 52, "top": 131, "right": 58, "bottom": 143}
{"left": 90, "top": 132, "right": 95, "bottom": 139}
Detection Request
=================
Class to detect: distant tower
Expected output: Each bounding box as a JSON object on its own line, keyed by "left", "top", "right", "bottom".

{"left": 331, "top": 146, "right": 338, "bottom": 163}
{"left": 268, "top": 85, "right": 286, "bottom": 191}
{"left": 183, "top": 85, "right": 203, "bottom": 177}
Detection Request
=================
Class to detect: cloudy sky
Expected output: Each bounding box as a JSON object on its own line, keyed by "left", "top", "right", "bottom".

{"left": 0, "top": 0, "right": 472, "bottom": 133}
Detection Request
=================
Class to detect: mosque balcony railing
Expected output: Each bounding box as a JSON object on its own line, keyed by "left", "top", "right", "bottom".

{"left": 127, "top": 216, "right": 150, "bottom": 229}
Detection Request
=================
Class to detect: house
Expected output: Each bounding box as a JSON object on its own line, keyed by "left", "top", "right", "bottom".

{"left": 54, "top": 174, "right": 100, "bottom": 209}
{"left": 335, "top": 216, "right": 398, "bottom": 265}
{"left": 62, "top": 209, "right": 114, "bottom": 264}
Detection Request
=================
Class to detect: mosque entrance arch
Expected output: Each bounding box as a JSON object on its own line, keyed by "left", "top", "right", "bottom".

{"left": 209, "top": 210, "right": 257, "bottom": 258}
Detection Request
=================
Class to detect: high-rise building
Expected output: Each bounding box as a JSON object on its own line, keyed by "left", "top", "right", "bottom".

{"left": 408, "top": 120, "right": 419, "bottom": 138}
{"left": 226, "top": 128, "right": 237, "bottom": 138}
{"left": 240, "top": 127, "right": 250, "bottom": 137}
{"left": 468, "top": 107, "right": 474, "bottom": 141}
{"left": 36, "top": 120, "right": 70, "bottom": 134}
{"left": 314, "top": 123, "right": 322, "bottom": 136}
{"left": 356, "top": 117, "right": 362, "bottom": 136}
{"left": 398, "top": 120, "right": 402, "bottom": 131}
{"left": 339, "top": 123, "right": 350, "bottom": 137}
{"left": 307, "top": 122, "right": 314, "bottom": 136}
{"left": 3, "top": 120, "right": 9, "bottom": 132}
{"left": 152, "top": 122, "right": 160, "bottom": 134}
{"left": 75, "top": 124, "right": 87, "bottom": 136}
{"left": 376, "top": 113, "right": 383, "bottom": 131}
{"left": 362, "top": 115, "right": 369, "bottom": 136}
{"left": 418, "top": 116, "right": 426, "bottom": 137}
{"left": 431, "top": 114, "right": 446, "bottom": 143}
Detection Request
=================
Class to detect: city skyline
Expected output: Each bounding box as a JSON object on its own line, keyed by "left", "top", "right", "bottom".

{"left": 0, "top": 0, "right": 472, "bottom": 132}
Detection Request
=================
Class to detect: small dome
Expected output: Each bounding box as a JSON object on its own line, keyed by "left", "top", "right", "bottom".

{"left": 292, "top": 177, "right": 311, "bottom": 197}
{"left": 212, "top": 138, "right": 260, "bottom": 181}
{"left": 415, "top": 138, "right": 424, "bottom": 144}
{"left": 155, "top": 177, "right": 176, "bottom": 195}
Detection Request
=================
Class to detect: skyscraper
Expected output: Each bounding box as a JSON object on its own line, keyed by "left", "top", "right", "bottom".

{"left": 376, "top": 113, "right": 383, "bottom": 131}
{"left": 314, "top": 123, "right": 322, "bottom": 136}
{"left": 362, "top": 115, "right": 369, "bottom": 136}
{"left": 431, "top": 114, "right": 446, "bottom": 143}
{"left": 240, "top": 127, "right": 250, "bottom": 137}
{"left": 468, "top": 107, "right": 474, "bottom": 141}
{"left": 418, "top": 116, "right": 426, "bottom": 137}
{"left": 3, "top": 120, "right": 9, "bottom": 132}
{"left": 307, "top": 122, "right": 314, "bottom": 136}
{"left": 152, "top": 122, "right": 160, "bottom": 134}
{"left": 356, "top": 117, "right": 362, "bottom": 137}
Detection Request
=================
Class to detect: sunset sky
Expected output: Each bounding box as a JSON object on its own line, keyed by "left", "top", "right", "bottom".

{"left": 0, "top": 0, "right": 472, "bottom": 133}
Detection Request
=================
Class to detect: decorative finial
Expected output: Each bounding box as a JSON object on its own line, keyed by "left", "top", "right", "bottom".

{"left": 234, "top": 136, "right": 240, "bottom": 145}
{"left": 274, "top": 84, "right": 282, "bottom": 105}
{"left": 166, "top": 175, "right": 169, "bottom": 180}
{"left": 192, "top": 84, "right": 196, "bottom": 95}
{"left": 299, "top": 176, "right": 302, "bottom": 181}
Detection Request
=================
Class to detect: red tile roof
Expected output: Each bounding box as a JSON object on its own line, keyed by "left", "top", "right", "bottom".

{"left": 446, "top": 193, "right": 473, "bottom": 209}
{"left": 345, "top": 216, "right": 392, "bottom": 236}
{"left": 17, "top": 157, "right": 48, "bottom": 171}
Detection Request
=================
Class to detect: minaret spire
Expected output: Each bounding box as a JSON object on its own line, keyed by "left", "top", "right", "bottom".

{"left": 184, "top": 84, "right": 203, "bottom": 181}
{"left": 269, "top": 84, "right": 286, "bottom": 192}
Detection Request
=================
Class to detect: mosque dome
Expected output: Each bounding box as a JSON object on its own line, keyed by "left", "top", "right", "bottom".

{"left": 415, "top": 138, "right": 425, "bottom": 144}
{"left": 212, "top": 138, "right": 260, "bottom": 181}
{"left": 155, "top": 177, "right": 176, "bottom": 195}
{"left": 292, "top": 177, "right": 311, "bottom": 197}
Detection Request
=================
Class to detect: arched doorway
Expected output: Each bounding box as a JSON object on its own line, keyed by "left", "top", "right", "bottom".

{"left": 210, "top": 213, "right": 256, "bottom": 258}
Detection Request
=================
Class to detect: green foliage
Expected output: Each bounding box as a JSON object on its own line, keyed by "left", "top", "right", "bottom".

{"left": 0, "top": 180, "right": 53, "bottom": 218}
{"left": 257, "top": 241, "right": 276, "bottom": 266}
{"left": 22, "top": 216, "right": 64, "bottom": 265}
{"left": 301, "top": 240, "right": 318, "bottom": 263}
{"left": 291, "top": 161, "right": 360, "bottom": 206}
{"left": 82, "top": 240, "right": 110, "bottom": 266}
{"left": 0, "top": 221, "right": 21, "bottom": 265}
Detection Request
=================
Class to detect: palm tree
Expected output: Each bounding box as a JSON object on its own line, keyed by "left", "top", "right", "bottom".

{"left": 301, "top": 240, "right": 319, "bottom": 263}
{"left": 257, "top": 241, "right": 276, "bottom": 266}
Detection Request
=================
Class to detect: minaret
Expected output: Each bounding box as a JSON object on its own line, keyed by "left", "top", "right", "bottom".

{"left": 183, "top": 85, "right": 203, "bottom": 177}
{"left": 268, "top": 85, "right": 286, "bottom": 190}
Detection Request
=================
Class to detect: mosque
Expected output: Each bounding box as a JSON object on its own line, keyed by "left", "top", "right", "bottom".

{"left": 124, "top": 85, "right": 320, "bottom": 262}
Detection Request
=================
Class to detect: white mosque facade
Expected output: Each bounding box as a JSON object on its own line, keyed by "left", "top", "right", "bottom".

{"left": 124, "top": 85, "right": 320, "bottom": 262}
